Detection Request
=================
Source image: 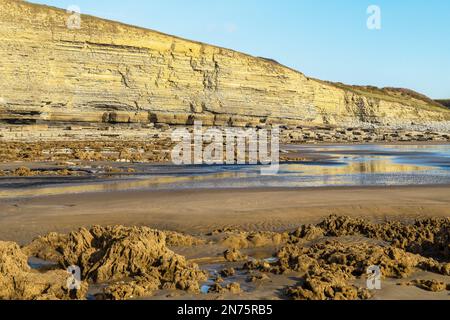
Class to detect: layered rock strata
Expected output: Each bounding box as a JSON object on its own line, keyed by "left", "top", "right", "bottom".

{"left": 0, "top": 0, "right": 449, "bottom": 141}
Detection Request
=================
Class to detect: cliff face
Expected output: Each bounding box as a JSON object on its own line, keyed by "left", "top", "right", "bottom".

{"left": 0, "top": 0, "right": 449, "bottom": 131}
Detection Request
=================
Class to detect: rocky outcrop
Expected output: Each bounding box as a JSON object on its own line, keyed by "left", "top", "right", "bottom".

{"left": 317, "top": 215, "right": 450, "bottom": 262}
{"left": 0, "top": 241, "right": 88, "bottom": 300}
{"left": 7, "top": 215, "right": 450, "bottom": 300}
{"left": 24, "top": 226, "right": 208, "bottom": 300}
{"left": 0, "top": 0, "right": 449, "bottom": 138}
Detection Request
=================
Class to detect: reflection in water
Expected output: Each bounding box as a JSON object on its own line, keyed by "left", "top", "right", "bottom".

{"left": 1, "top": 144, "right": 450, "bottom": 199}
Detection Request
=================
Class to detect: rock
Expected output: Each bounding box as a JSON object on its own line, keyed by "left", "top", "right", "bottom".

{"left": 269, "top": 236, "right": 450, "bottom": 300}
{"left": 285, "top": 265, "right": 366, "bottom": 300}
{"left": 24, "top": 226, "right": 208, "bottom": 299}
{"left": 104, "top": 274, "right": 160, "bottom": 300}
{"left": 221, "top": 231, "right": 289, "bottom": 250}
{"left": 440, "top": 263, "right": 450, "bottom": 276}
{"left": 289, "top": 224, "right": 324, "bottom": 242}
{"left": 223, "top": 249, "right": 247, "bottom": 262}
{"left": 163, "top": 231, "right": 206, "bottom": 247}
{"left": 12, "top": 167, "right": 32, "bottom": 176}
{"left": 22, "top": 232, "right": 67, "bottom": 262}
{"left": 406, "top": 280, "right": 447, "bottom": 292}
{"left": 243, "top": 260, "right": 277, "bottom": 273}
{"left": 219, "top": 268, "right": 236, "bottom": 278}
{"left": 208, "top": 282, "right": 241, "bottom": 295}
{"left": 228, "top": 282, "right": 242, "bottom": 294}
{"left": 214, "top": 276, "right": 224, "bottom": 284}
{"left": 318, "top": 215, "right": 450, "bottom": 262}
{"left": 0, "top": 140, "right": 173, "bottom": 163}
{"left": 276, "top": 240, "right": 432, "bottom": 279}
{"left": 247, "top": 273, "right": 271, "bottom": 283}
{"left": 0, "top": 241, "right": 88, "bottom": 300}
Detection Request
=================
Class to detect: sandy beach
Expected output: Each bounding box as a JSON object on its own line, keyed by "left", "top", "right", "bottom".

{"left": 1, "top": 185, "right": 449, "bottom": 244}
{"left": 1, "top": 144, "right": 449, "bottom": 301}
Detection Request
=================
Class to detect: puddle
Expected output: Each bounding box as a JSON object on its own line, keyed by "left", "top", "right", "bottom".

{"left": 28, "top": 257, "right": 57, "bottom": 270}
{"left": 264, "top": 257, "right": 279, "bottom": 263}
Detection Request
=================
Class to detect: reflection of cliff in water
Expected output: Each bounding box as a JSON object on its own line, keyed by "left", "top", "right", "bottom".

{"left": 288, "top": 158, "right": 428, "bottom": 176}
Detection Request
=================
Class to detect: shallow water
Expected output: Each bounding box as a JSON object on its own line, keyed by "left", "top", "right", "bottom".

{"left": 1, "top": 144, "right": 450, "bottom": 198}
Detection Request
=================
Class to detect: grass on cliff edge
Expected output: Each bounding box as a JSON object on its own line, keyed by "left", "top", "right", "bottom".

{"left": 436, "top": 100, "right": 450, "bottom": 109}
{"left": 329, "top": 82, "right": 450, "bottom": 114}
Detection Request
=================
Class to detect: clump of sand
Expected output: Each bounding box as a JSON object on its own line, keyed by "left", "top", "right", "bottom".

{"left": 280, "top": 241, "right": 444, "bottom": 300}
{"left": 402, "top": 279, "right": 448, "bottom": 292}
{"left": 208, "top": 282, "right": 241, "bottom": 294}
{"left": 24, "top": 226, "right": 207, "bottom": 300}
{"left": 220, "top": 231, "right": 289, "bottom": 250}
{"left": 223, "top": 248, "right": 247, "bottom": 262}
{"left": 0, "top": 241, "right": 88, "bottom": 300}
{"left": 11, "top": 215, "right": 450, "bottom": 300}
{"left": 240, "top": 215, "right": 450, "bottom": 300}
{"left": 318, "top": 215, "right": 450, "bottom": 262}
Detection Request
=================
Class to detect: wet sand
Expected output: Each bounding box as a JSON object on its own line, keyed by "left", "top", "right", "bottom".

{"left": 1, "top": 184, "right": 449, "bottom": 244}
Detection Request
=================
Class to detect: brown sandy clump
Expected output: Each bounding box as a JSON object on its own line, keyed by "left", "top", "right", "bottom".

{"left": 403, "top": 279, "right": 448, "bottom": 292}
{"left": 23, "top": 232, "right": 70, "bottom": 262}
{"left": 318, "top": 215, "right": 450, "bottom": 262}
{"left": 219, "top": 224, "right": 323, "bottom": 251}
{"left": 208, "top": 282, "right": 241, "bottom": 294}
{"left": 24, "top": 226, "right": 207, "bottom": 300}
{"left": 223, "top": 248, "right": 248, "bottom": 262}
{"left": 288, "top": 224, "right": 325, "bottom": 243}
{"left": 286, "top": 264, "right": 371, "bottom": 300}
{"left": 221, "top": 231, "right": 289, "bottom": 250}
{"left": 235, "top": 215, "right": 450, "bottom": 300}
{"left": 219, "top": 268, "right": 236, "bottom": 278}
{"left": 275, "top": 241, "right": 406, "bottom": 300}
{"left": 276, "top": 241, "right": 434, "bottom": 278}
{"left": 0, "top": 241, "right": 88, "bottom": 300}
{"left": 164, "top": 231, "right": 206, "bottom": 247}
{"left": 246, "top": 272, "right": 271, "bottom": 283}
{"left": 243, "top": 237, "right": 446, "bottom": 300}
{"left": 16, "top": 215, "right": 450, "bottom": 300}
{"left": 278, "top": 239, "right": 450, "bottom": 300}
{"left": 102, "top": 274, "right": 162, "bottom": 300}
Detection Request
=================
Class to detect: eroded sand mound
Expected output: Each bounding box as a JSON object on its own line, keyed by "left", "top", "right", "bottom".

{"left": 13, "top": 215, "right": 450, "bottom": 300}
{"left": 318, "top": 215, "right": 450, "bottom": 261}
{"left": 0, "top": 241, "right": 87, "bottom": 300}
{"left": 220, "top": 231, "right": 289, "bottom": 249}
{"left": 240, "top": 215, "right": 450, "bottom": 300}
{"left": 24, "top": 226, "right": 207, "bottom": 299}
{"left": 243, "top": 239, "right": 447, "bottom": 300}
{"left": 280, "top": 241, "right": 446, "bottom": 300}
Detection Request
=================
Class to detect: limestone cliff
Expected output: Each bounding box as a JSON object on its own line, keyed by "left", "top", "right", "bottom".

{"left": 0, "top": 0, "right": 449, "bottom": 132}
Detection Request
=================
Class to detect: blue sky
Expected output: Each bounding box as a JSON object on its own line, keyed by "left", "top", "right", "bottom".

{"left": 31, "top": 0, "right": 450, "bottom": 98}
